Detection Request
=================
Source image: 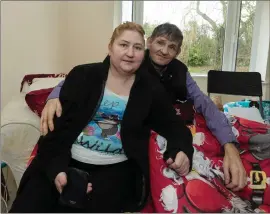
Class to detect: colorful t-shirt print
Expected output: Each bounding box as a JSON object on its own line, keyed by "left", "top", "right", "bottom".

{"left": 71, "top": 88, "right": 129, "bottom": 165}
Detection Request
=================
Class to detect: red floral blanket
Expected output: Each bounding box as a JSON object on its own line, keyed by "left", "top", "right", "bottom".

{"left": 28, "top": 113, "right": 270, "bottom": 213}
{"left": 141, "top": 114, "right": 270, "bottom": 213}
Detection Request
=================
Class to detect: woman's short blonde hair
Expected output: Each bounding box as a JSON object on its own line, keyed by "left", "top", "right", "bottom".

{"left": 109, "top": 22, "right": 145, "bottom": 46}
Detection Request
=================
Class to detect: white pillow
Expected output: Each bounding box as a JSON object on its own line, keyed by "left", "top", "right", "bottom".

{"left": 27, "top": 77, "right": 65, "bottom": 92}
{"left": 227, "top": 107, "right": 265, "bottom": 124}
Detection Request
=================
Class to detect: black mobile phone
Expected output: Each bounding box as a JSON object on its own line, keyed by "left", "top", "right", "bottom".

{"left": 59, "top": 167, "right": 90, "bottom": 209}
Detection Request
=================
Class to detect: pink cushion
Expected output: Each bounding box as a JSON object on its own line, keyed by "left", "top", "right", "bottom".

{"left": 22, "top": 74, "right": 66, "bottom": 117}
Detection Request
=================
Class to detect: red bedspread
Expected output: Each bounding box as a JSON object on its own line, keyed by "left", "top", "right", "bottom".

{"left": 28, "top": 113, "right": 270, "bottom": 213}
{"left": 142, "top": 113, "right": 270, "bottom": 213}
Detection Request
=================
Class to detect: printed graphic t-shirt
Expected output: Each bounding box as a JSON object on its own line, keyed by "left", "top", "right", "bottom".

{"left": 71, "top": 88, "right": 128, "bottom": 165}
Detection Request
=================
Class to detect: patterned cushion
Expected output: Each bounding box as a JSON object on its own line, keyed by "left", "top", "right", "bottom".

{"left": 25, "top": 88, "right": 54, "bottom": 117}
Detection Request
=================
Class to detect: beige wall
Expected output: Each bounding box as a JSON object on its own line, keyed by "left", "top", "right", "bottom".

{"left": 1, "top": 1, "right": 114, "bottom": 109}
{"left": 1, "top": 2, "right": 63, "bottom": 109}
{"left": 62, "top": 1, "right": 114, "bottom": 72}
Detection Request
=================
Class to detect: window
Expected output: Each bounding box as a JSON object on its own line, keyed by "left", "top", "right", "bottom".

{"left": 122, "top": 1, "right": 132, "bottom": 23}
{"left": 143, "top": 1, "right": 228, "bottom": 73}
{"left": 235, "top": 1, "right": 257, "bottom": 72}
{"left": 120, "top": 1, "right": 269, "bottom": 79}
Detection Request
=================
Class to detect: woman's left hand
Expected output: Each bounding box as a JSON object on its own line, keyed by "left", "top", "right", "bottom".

{"left": 166, "top": 151, "right": 190, "bottom": 176}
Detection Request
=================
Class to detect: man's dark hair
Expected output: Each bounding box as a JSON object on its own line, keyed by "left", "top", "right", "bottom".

{"left": 150, "top": 23, "right": 184, "bottom": 48}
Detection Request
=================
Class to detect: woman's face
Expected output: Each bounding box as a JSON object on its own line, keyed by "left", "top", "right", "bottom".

{"left": 109, "top": 30, "right": 145, "bottom": 75}
{"left": 147, "top": 36, "right": 181, "bottom": 66}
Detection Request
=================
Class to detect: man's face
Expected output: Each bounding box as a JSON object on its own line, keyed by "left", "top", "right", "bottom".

{"left": 147, "top": 36, "right": 181, "bottom": 66}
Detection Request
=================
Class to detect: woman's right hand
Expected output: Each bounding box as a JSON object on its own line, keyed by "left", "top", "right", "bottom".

{"left": 55, "top": 172, "right": 93, "bottom": 194}
{"left": 40, "top": 98, "right": 62, "bottom": 136}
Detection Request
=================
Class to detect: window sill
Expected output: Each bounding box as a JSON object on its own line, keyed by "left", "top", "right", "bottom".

{"left": 190, "top": 73, "right": 207, "bottom": 78}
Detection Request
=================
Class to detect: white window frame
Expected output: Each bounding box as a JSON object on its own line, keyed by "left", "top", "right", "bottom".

{"left": 113, "top": 1, "right": 122, "bottom": 29}
{"left": 249, "top": 1, "right": 269, "bottom": 81}
{"left": 132, "top": 1, "right": 144, "bottom": 25}
{"left": 117, "top": 1, "right": 269, "bottom": 81}
{"left": 221, "top": 1, "right": 241, "bottom": 72}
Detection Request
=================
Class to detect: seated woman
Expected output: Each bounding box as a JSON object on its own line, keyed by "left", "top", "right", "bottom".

{"left": 10, "top": 22, "right": 193, "bottom": 213}
{"left": 42, "top": 23, "right": 247, "bottom": 192}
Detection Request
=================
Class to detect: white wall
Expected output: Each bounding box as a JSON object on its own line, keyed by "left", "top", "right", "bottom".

{"left": 1, "top": 1, "right": 115, "bottom": 109}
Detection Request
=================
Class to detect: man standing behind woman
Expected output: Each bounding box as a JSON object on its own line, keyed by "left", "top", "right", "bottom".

{"left": 42, "top": 22, "right": 247, "bottom": 192}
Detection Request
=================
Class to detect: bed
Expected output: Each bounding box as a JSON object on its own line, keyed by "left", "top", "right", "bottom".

{"left": 1, "top": 74, "right": 269, "bottom": 213}
{"left": 1, "top": 74, "right": 65, "bottom": 186}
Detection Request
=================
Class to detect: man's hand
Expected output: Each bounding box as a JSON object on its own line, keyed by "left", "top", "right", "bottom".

{"left": 166, "top": 151, "right": 190, "bottom": 176}
{"left": 223, "top": 143, "right": 247, "bottom": 191}
{"left": 55, "top": 172, "right": 92, "bottom": 194}
{"left": 40, "top": 98, "right": 62, "bottom": 136}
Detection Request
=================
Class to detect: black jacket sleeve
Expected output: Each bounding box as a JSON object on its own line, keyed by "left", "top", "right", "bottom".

{"left": 148, "top": 83, "right": 194, "bottom": 171}
{"left": 37, "top": 66, "right": 84, "bottom": 181}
